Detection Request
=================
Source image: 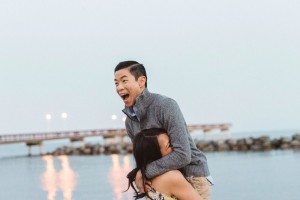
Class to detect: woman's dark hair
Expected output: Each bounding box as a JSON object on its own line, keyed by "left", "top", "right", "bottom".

{"left": 114, "top": 60, "right": 148, "bottom": 88}
{"left": 125, "top": 128, "right": 167, "bottom": 199}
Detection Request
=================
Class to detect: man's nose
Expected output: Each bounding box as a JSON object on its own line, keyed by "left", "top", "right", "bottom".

{"left": 116, "top": 83, "right": 124, "bottom": 92}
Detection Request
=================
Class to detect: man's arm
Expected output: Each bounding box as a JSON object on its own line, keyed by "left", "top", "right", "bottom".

{"left": 145, "top": 98, "right": 191, "bottom": 179}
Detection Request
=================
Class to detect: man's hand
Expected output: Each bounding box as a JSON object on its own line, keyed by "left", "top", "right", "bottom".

{"left": 135, "top": 169, "right": 151, "bottom": 193}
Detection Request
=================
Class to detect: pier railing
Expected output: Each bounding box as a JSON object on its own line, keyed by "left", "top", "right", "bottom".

{"left": 0, "top": 123, "right": 232, "bottom": 145}
{"left": 0, "top": 129, "right": 124, "bottom": 144}
{"left": 0, "top": 124, "right": 232, "bottom": 156}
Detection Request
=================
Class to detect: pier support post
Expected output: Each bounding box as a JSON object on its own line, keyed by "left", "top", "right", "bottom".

{"left": 109, "top": 137, "right": 116, "bottom": 145}
{"left": 39, "top": 143, "right": 43, "bottom": 155}
{"left": 70, "top": 136, "right": 85, "bottom": 148}
{"left": 80, "top": 140, "right": 85, "bottom": 149}
{"left": 119, "top": 130, "right": 127, "bottom": 147}
{"left": 225, "top": 130, "right": 232, "bottom": 139}
{"left": 102, "top": 130, "right": 117, "bottom": 146}
{"left": 219, "top": 131, "right": 223, "bottom": 141}
{"left": 26, "top": 140, "right": 43, "bottom": 156}
{"left": 28, "top": 145, "right": 32, "bottom": 156}
{"left": 203, "top": 128, "right": 214, "bottom": 140}
{"left": 220, "top": 126, "right": 231, "bottom": 139}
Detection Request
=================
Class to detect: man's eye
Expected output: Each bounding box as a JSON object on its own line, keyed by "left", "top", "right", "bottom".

{"left": 115, "top": 82, "right": 118, "bottom": 86}
{"left": 123, "top": 80, "right": 128, "bottom": 83}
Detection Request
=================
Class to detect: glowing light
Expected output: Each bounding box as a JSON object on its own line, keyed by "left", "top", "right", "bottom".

{"left": 112, "top": 114, "right": 117, "bottom": 120}
{"left": 122, "top": 116, "right": 126, "bottom": 122}
{"left": 61, "top": 112, "right": 68, "bottom": 119}
{"left": 45, "top": 114, "right": 52, "bottom": 120}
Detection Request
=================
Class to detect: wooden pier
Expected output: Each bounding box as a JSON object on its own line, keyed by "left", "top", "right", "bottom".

{"left": 0, "top": 123, "right": 232, "bottom": 156}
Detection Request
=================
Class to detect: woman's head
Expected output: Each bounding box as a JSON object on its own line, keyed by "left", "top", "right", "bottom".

{"left": 133, "top": 128, "right": 172, "bottom": 169}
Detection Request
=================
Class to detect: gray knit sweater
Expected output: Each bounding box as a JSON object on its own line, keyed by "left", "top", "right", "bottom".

{"left": 122, "top": 89, "right": 210, "bottom": 179}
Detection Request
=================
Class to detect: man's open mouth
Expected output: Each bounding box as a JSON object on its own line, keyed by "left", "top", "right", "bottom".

{"left": 121, "top": 94, "right": 129, "bottom": 100}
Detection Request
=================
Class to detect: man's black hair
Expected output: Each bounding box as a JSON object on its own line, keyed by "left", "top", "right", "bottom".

{"left": 114, "top": 60, "right": 148, "bottom": 88}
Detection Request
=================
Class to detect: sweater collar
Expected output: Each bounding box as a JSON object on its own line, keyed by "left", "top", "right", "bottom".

{"left": 122, "top": 88, "right": 153, "bottom": 118}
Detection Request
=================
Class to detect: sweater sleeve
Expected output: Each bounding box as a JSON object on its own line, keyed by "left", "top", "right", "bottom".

{"left": 145, "top": 98, "right": 191, "bottom": 179}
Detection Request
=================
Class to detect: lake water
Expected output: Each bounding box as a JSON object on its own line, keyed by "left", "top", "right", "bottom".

{"left": 1, "top": 130, "right": 300, "bottom": 200}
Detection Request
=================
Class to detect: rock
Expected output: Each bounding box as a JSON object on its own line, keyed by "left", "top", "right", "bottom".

{"left": 81, "top": 148, "right": 92, "bottom": 155}
{"left": 292, "top": 134, "right": 300, "bottom": 141}
{"left": 238, "top": 144, "right": 249, "bottom": 151}
{"left": 271, "top": 139, "right": 281, "bottom": 149}
{"left": 291, "top": 140, "right": 300, "bottom": 149}
{"left": 92, "top": 149, "right": 100, "bottom": 155}
{"left": 124, "top": 143, "right": 133, "bottom": 153}
{"left": 245, "top": 138, "right": 254, "bottom": 146}
{"left": 231, "top": 146, "right": 239, "bottom": 151}
{"left": 217, "top": 143, "right": 230, "bottom": 151}
{"left": 237, "top": 139, "right": 246, "bottom": 145}
{"left": 280, "top": 143, "right": 290, "bottom": 150}
{"left": 226, "top": 139, "right": 237, "bottom": 146}
{"left": 280, "top": 137, "right": 291, "bottom": 144}
{"left": 72, "top": 149, "right": 81, "bottom": 155}
{"left": 203, "top": 143, "right": 215, "bottom": 152}
{"left": 262, "top": 141, "right": 272, "bottom": 150}
{"left": 64, "top": 147, "right": 74, "bottom": 155}
{"left": 107, "top": 144, "right": 121, "bottom": 154}
{"left": 251, "top": 144, "right": 262, "bottom": 151}
{"left": 196, "top": 141, "right": 208, "bottom": 150}
{"left": 236, "top": 139, "right": 248, "bottom": 151}
{"left": 253, "top": 138, "right": 263, "bottom": 145}
{"left": 259, "top": 136, "right": 270, "bottom": 143}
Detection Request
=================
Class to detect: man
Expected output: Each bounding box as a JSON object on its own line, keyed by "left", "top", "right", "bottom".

{"left": 114, "top": 61, "right": 213, "bottom": 199}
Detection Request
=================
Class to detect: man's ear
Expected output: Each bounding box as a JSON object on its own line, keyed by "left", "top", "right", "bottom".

{"left": 138, "top": 76, "right": 146, "bottom": 88}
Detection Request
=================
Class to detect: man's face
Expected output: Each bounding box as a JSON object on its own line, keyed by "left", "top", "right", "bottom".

{"left": 114, "top": 68, "right": 145, "bottom": 107}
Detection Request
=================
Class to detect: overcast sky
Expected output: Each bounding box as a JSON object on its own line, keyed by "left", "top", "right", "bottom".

{"left": 0, "top": 0, "right": 299, "bottom": 135}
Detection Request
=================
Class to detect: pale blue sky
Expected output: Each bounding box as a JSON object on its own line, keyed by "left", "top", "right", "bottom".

{"left": 0, "top": 0, "right": 299, "bottom": 134}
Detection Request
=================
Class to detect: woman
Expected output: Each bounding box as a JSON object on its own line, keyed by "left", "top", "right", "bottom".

{"left": 125, "top": 128, "right": 202, "bottom": 200}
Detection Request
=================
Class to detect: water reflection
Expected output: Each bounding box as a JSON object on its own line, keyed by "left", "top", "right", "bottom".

{"left": 41, "top": 155, "right": 76, "bottom": 200}
{"left": 58, "top": 156, "right": 76, "bottom": 200}
{"left": 41, "top": 155, "right": 57, "bottom": 200}
{"left": 109, "top": 154, "right": 133, "bottom": 200}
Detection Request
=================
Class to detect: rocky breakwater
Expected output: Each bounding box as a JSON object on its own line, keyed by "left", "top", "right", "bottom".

{"left": 47, "top": 143, "right": 133, "bottom": 156}
{"left": 196, "top": 133, "right": 300, "bottom": 152}
{"left": 45, "top": 133, "right": 300, "bottom": 156}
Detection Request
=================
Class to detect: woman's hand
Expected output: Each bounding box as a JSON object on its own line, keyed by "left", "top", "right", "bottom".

{"left": 135, "top": 169, "right": 152, "bottom": 193}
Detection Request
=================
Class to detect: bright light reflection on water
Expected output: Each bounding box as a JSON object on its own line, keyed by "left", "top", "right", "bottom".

{"left": 109, "top": 154, "right": 133, "bottom": 200}
{"left": 41, "top": 155, "right": 76, "bottom": 200}
{"left": 40, "top": 154, "right": 133, "bottom": 200}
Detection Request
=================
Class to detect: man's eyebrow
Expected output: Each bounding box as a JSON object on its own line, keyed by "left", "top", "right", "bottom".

{"left": 114, "top": 75, "right": 128, "bottom": 81}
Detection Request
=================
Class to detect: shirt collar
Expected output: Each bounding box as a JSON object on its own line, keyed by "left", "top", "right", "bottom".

{"left": 125, "top": 104, "right": 140, "bottom": 120}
